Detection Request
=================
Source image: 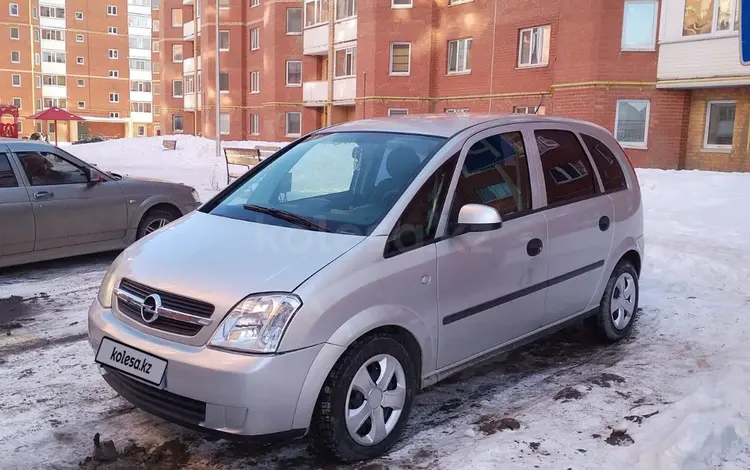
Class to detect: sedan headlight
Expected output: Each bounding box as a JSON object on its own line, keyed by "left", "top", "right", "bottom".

{"left": 97, "top": 252, "right": 124, "bottom": 308}
{"left": 209, "top": 294, "right": 302, "bottom": 353}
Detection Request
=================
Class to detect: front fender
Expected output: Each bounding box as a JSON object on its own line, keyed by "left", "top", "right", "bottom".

{"left": 129, "top": 194, "right": 189, "bottom": 229}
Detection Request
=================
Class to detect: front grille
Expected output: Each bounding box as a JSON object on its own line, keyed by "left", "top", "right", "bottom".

{"left": 102, "top": 367, "right": 206, "bottom": 426}
{"left": 117, "top": 278, "right": 214, "bottom": 337}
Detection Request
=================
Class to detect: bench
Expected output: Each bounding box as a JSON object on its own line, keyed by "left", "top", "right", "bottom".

{"left": 162, "top": 139, "right": 177, "bottom": 150}
{"left": 224, "top": 147, "right": 262, "bottom": 184}
{"left": 255, "top": 144, "right": 282, "bottom": 159}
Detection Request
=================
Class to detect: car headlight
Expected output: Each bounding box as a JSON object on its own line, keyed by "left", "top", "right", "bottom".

{"left": 190, "top": 189, "right": 201, "bottom": 203}
{"left": 209, "top": 294, "right": 302, "bottom": 353}
{"left": 97, "top": 252, "right": 124, "bottom": 308}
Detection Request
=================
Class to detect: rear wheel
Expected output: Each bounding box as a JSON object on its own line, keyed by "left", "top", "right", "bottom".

{"left": 136, "top": 208, "right": 180, "bottom": 240}
{"left": 592, "top": 261, "right": 639, "bottom": 342}
{"left": 310, "top": 334, "right": 418, "bottom": 463}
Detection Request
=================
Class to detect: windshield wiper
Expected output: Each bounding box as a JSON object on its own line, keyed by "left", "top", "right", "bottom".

{"left": 242, "top": 204, "right": 332, "bottom": 232}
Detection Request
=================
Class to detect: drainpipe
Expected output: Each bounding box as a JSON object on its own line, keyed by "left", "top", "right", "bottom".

{"left": 487, "top": 0, "right": 498, "bottom": 114}
{"left": 326, "top": 0, "right": 335, "bottom": 126}
{"left": 29, "top": 0, "right": 35, "bottom": 134}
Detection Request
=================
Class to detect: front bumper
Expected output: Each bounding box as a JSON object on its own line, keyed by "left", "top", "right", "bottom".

{"left": 88, "top": 299, "right": 337, "bottom": 438}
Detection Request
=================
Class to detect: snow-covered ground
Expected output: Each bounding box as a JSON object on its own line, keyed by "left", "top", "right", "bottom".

{"left": 1, "top": 137, "right": 750, "bottom": 469}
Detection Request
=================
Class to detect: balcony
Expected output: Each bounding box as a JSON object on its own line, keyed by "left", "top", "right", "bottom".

{"left": 184, "top": 93, "right": 196, "bottom": 110}
{"left": 303, "top": 24, "right": 328, "bottom": 55}
{"left": 41, "top": 39, "right": 65, "bottom": 52}
{"left": 41, "top": 62, "right": 66, "bottom": 75}
{"left": 42, "top": 85, "right": 67, "bottom": 99}
{"left": 130, "top": 69, "right": 152, "bottom": 81}
{"left": 333, "top": 77, "right": 356, "bottom": 103}
{"left": 303, "top": 80, "right": 327, "bottom": 106}
{"left": 183, "top": 0, "right": 194, "bottom": 4}
{"left": 183, "top": 57, "right": 195, "bottom": 74}
{"left": 127, "top": 4, "right": 151, "bottom": 15}
{"left": 131, "top": 112, "right": 153, "bottom": 123}
{"left": 184, "top": 19, "right": 195, "bottom": 40}
{"left": 39, "top": 17, "right": 65, "bottom": 29}
{"left": 130, "top": 91, "right": 153, "bottom": 102}
{"left": 658, "top": 37, "right": 749, "bottom": 87}
{"left": 334, "top": 17, "right": 357, "bottom": 45}
{"left": 129, "top": 48, "right": 151, "bottom": 59}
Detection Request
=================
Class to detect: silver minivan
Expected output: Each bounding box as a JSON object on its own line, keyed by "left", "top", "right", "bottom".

{"left": 88, "top": 114, "right": 643, "bottom": 462}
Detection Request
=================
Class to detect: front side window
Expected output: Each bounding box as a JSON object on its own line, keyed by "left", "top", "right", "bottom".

{"left": 287, "top": 8, "right": 303, "bottom": 34}
{"left": 580, "top": 134, "right": 627, "bottom": 192}
{"left": 449, "top": 132, "right": 531, "bottom": 231}
{"left": 286, "top": 61, "right": 302, "bottom": 86}
{"left": 684, "top": 0, "right": 739, "bottom": 35}
{"left": 534, "top": 129, "right": 598, "bottom": 206}
{"left": 0, "top": 154, "right": 19, "bottom": 188}
{"left": 286, "top": 112, "right": 302, "bottom": 136}
{"left": 334, "top": 47, "right": 356, "bottom": 77}
{"left": 615, "top": 99, "right": 649, "bottom": 147}
{"left": 518, "top": 25, "right": 551, "bottom": 67}
{"left": 208, "top": 132, "right": 446, "bottom": 236}
{"left": 447, "top": 38, "right": 472, "bottom": 74}
{"left": 336, "top": 0, "right": 356, "bottom": 20}
{"left": 219, "top": 30, "right": 230, "bottom": 50}
{"left": 17, "top": 151, "right": 89, "bottom": 186}
{"left": 390, "top": 43, "right": 411, "bottom": 75}
{"left": 622, "top": 0, "right": 658, "bottom": 50}
{"left": 704, "top": 101, "right": 735, "bottom": 148}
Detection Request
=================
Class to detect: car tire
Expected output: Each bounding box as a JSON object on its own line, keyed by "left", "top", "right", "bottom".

{"left": 592, "top": 261, "right": 639, "bottom": 342}
{"left": 136, "top": 208, "right": 180, "bottom": 240}
{"left": 310, "top": 334, "right": 418, "bottom": 463}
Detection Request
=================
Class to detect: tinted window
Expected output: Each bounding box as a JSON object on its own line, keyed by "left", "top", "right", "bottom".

{"left": 580, "top": 134, "right": 627, "bottom": 192}
{"left": 386, "top": 155, "right": 458, "bottom": 256}
{"left": 0, "top": 154, "right": 19, "bottom": 188}
{"left": 534, "top": 130, "right": 597, "bottom": 205}
{"left": 449, "top": 132, "right": 531, "bottom": 230}
{"left": 17, "top": 151, "right": 89, "bottom": 186}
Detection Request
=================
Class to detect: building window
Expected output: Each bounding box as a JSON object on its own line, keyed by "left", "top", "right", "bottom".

{"left": 153, "top": 62, "right": 160, "bottom": 74}
{"left": 391, "top": 0, "right": 412, "bottom": 8}
{"left": 17, "top": 121, "right": 23, "bottom": 133}
{"left": 250, "top": 113, "right": 260, "bottom": 135}
{"left": 130, "top": 36, "right": 150, "bottom": 49}
{"left": 445, "top": 108, "right": 470, "bottom": 114}
{"left": 76, "top": 34, "right": 84, "bottom": 42}
{"left": 219, "top": 30, "right": 230, "bottom": 51}
{"left": 173, "top": 79, "right": 183, "bottom": 97}
{"left": 10, "top": 3, "right": 19, "bottom": 16}
{"left": 172, "top": 44, "right": 183, "bottom": 62}
{"left": 128, "top": 59, "right": 151, "bottom": 71}
{"left": 704, "top": 101, "right": 736, "bottom": 149}
{"left": 77, "top": 79, "right": 85, "bottom": 87}
{"left": 154, "top": 105, "right": 160, "bottom": 115}
{"left": 614, "top": 99, "right": 650, "bottom": 148}
{"left": 77, "top": 101, "right": 85, "bottom": 109}
{"left": 42, "top": 74, "right": 66, "bottom": 86}
{"left": 251, "top": 28, "right": 260, "bottom": 50}
{"left": 171, "top": 8, "right": 182, "bottom": 27}
{"left": 12, "top": 97, "right": 21, "bottom": 109}
{"left": 32, "top": 7, "right": 37, "bottom": 18}
{"left": 108, "top": 26, "right": 118, "bottom": 34}
{"left": 35, "top": 53, "right": 40, "bottom": 65}
{"left": 287, "top": 8, "right": 303, "bottom": 34}
{"left": 10, "top": 27, "right": 19, "bottom": 40}
{"left": 250, "top": 71, "right": 260, "bottom": 93}
{"left": 131, "top": 102, "right": 152, "bottom": 113}
{"left": 41, "top": 29, "right": 65, "bottom": 41}
{"left": 153, "top": 20, "right": 160, "bottom": 31}
{"left": 388, "top": 108, "right": 408, "bottom": 116}
{"left": 154, "top": 82, "right": 160, "bottom": 94}
{"left": 334, "top": 47, "right": 356, "bottom": 77}
{"left": 305, "top": 0, "right": 329, "bottom": 27}
{"left": 285, "top": 112, "right": 301, "bottom": 136}
{"left": 36, "top": 76, "right": 41, "bottom": 87}
{"left": 109, "top": 93, "right": 120, "bottom": 103}
{"left": 131, "top": 80, "right": 153, "bottom": 92}
{"left": 42, "top": 51, "right": 66, "bottom": 63}
{"left": 109, "top": 112, "right": 120, "bottom": 118}
{"left": 36, "top": 100, "right": 42, "bottom": 111}
{"left": 219, "top": 0, "right": 229, "bottom": 8}
{"left": 75, "top": 12, "right": 83, "bottom": 20}
{"left": 449, "top": 0, "right": 473, "bottom": 4}
{"left": 152, "top": 0, "right": 159, "bottom": 9}
{"left": 622, "top": 0, "right": 657, "bottom": 50}
{"left": 34, "top": 29, "right": 39, "bottom": 41}
{"left": 77, "top": 56, "right": 85, "bottom": 65}
{"left": 519, "top": 25, "right": 551, "bottom": 67}
{"left": 447, "top": 38, "right": 472, "bottom": 74}
{"left": 107, "top": 5, "right": 117, "bottom": 15}
{"left": 152, "top": 40, "right": 159, "bottom": 52}
{"left": 220, "top": 113, "right": 230, "bottom": 135}
{"left": 173, "top": 115, "right": 184, "bottom": 132}
{"left": 219, "top": 72, "right": 229, "bottom": 92}
{"left": 684, "top": 0, "right": 740, "bottom": 36}
{"left": 109, "top": 70, "right": 119, "bottom": 78}
{"left": 184, "top": 75, "right": 195, "bottom": 94}
{"left": 336, "top": 0, "right": 356, "bottom": 20}
{"left": 137, "top": 126, "right": 146, "bottom": 136}
{"left": 389, "top": 43, "right": 411, "bottom": 75}
{"left": 251, "top": 0, "right": 260, "bottom": 7}
{"left": 11, "top": 51, "right": 20, "bottom": 63}
{"left": 286, "top": 60, "right": 302, "bottom": 86}
{"left": 109, "top": 49, "right": 119, "bottom": 59}
{"left": 129, "top": 15, "right": 151, "bottom": 28}
{"left": 513, "top": 105, "right": 545, "bottom": 114}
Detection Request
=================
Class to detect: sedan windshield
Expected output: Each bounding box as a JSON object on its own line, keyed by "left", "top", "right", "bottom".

{"left": 208, "top": 132, "right": 446, "bottom": 235}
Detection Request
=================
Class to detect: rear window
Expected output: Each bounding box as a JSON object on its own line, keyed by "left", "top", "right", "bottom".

{"left": 0, "top": 153, "right": 18, "bottom": 188}
{"left": 534, "top": 129, "right": 598, "bottom": 206}
{"left": 580, "top": 134, "right": 627, "bottom": 192}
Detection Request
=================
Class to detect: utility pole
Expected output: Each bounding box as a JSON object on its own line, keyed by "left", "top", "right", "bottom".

{"left": 213, "top": 0, "right": 221, "bottom": 190}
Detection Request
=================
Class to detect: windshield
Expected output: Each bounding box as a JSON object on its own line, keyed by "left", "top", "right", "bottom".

{"left": 208, "top": 132, "right": 446, "bottom": 235}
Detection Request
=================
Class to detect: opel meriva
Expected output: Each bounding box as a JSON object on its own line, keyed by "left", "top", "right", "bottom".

{"left": 89, "top": 114, "right": 644, "bottom": 462}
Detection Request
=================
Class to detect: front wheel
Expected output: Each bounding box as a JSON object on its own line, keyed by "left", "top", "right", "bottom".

{"left": 136, "top": 208, "right": 180, "bottom": 240}
{"left": 310, "top": 335, "right": 418, "bottom": 463}
{"left": 592, "top": 261, "right": 639, "bottom": 342}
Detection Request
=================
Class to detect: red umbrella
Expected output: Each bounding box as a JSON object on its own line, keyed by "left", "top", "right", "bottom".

{"left": 26, "top": 106, "right": 85, "bottom": 146}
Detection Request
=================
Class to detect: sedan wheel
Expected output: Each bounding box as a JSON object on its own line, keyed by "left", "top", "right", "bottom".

{"left": 593, "top": 260, "right": 639, "bottom": 342}
{"left": 610, "top": 272, "right": 636, "bottom": 330}
{"left": 143, "top": 217, "right": 171, "bottom": 235}
{"left": 136, "top": 209, "right": 180, "bottom": 240}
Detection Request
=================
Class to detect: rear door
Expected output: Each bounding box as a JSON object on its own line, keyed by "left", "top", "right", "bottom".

{"left": 14, "top": 147, "right": 128, "bottom": 250}
{"left": 0, "top": 150, "right": 34, "bottom": 256}
{"left": 529, "top": 126, "right": 615, "bottom": 324}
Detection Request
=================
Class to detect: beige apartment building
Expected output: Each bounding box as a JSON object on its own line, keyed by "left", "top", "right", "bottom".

{"left": 1, "top": 0, "right": 160, "bottom": 142}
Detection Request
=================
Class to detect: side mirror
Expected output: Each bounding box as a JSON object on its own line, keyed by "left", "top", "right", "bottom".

{"left": 278, "top": 172, "right": 292, "bottom": 194}
{"left": 455, "top": 204, "right": 503, "bottom": 234}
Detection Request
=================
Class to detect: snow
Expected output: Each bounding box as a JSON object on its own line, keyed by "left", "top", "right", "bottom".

{"left": 2, "top": 139, "right": 750, "bottom": 469}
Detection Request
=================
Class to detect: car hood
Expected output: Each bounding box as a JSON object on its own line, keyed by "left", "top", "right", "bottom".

{"left": 114, "top": 211, "right": 365, "bottom": 320}
{"left": 118, "top": 174, "right": 182, "bottom": 185}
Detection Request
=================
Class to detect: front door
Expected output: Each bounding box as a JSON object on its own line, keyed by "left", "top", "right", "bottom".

{"left": 529, "top": 127, "right": 615, "bottom": 322}
{"left": 15, "top": 149, "right": 128, "bottom": 251}
{"left": 436, "top": 127, "right": 549, "bottom": 369}
{"left": 0, "top": 152, "right": 34, "bottom": 256}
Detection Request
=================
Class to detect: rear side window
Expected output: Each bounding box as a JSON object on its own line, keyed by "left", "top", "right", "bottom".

{"left": 449, "top": 131, "right": 532, "bottom": 229}
{"left": 580, "top": 134, "right": 627, "bottom": 192}
{"left": 0, "top": 153, "right": 19, "bottom": 188}
{"left": 534, "top": 129, "right": 598, "bottom": 206}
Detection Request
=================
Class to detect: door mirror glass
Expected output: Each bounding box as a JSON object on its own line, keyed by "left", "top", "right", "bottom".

{"left": 456, "top": 203, "right": 503, "bottom": 233}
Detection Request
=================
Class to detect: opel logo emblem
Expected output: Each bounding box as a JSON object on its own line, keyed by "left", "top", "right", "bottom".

{"left": 140, "top": 294, "right": 162, "bottom": 324}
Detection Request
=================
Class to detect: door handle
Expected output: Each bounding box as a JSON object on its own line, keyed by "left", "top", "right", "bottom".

{"left": 599, "top": 216, "right": 611, "bottom": 232}
{"left": 34, "top": 191, "right": 54, "bottom": 200}
{"left": 527, "top": 238, "right": 543, "bottom": 257}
